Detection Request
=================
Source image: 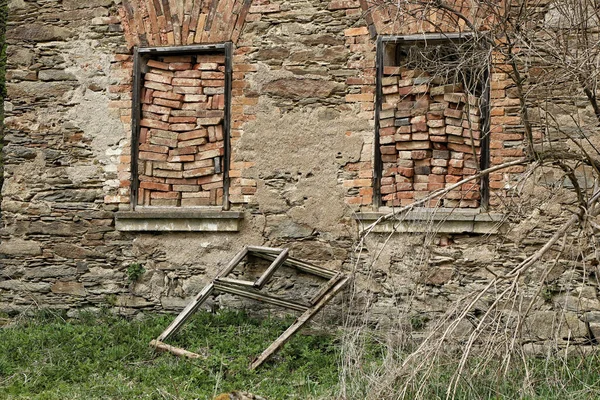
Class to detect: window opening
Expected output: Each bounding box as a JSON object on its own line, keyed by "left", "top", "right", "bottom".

{"left": 131, "top": 44, "right": 232, "bottom": 210}
{"left": 375, "top": 35, "right": 490, "bottom": 209}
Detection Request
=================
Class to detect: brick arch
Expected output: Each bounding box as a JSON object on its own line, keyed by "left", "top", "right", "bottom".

{"left": 359, "top": 0, "right": 498, "bottom": 36}
{"left": 118, "top": 0, "right": 252, "bottom": 49}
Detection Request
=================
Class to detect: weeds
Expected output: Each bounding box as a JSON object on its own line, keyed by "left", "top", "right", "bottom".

{"left": 2, "top": 310, "right": 600, "bottom": 399}
{"left": 126, "top": 263, "right": 146, "bottom": 283}
{"left": 0, "top": 310, "right": 338, "bottom": 399}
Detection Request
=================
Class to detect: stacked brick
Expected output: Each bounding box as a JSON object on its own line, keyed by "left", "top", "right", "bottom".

{"left": 379, "top": 68, "right": 482, "bottom": 208}
{"left": 137, "top": 54, "right": 226, "bottom": 207}
{"left": 342, "top": 24, "right": 377, "bottom": 206}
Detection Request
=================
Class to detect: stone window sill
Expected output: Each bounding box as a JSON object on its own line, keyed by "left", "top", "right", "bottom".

{"left": 355, "top": 208, "right": 505, "bottom": 234}
{"left": 115, "top": 207, "right": 243, "bottom": 232}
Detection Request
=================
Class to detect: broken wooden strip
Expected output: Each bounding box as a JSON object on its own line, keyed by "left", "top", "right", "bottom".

{"left": 216, "top": 276, "right": 256, "bottom": 287}
{"left": 251, "top": 252, "right": 337, "bottom": 279}
{"left": 246, "top": 245, "right": 283, "bottom": 254}
{"left": 150, "top": 339, "right": 204, "bottom": 359}
{"left": 309, "top": 272, "right": 343, "bottom": 306}
{"left": 217, "top": 246, "right": 248, "bottom": 278}
{"left": 157, "top": 282, "right": 214, "bottom": 341}
{"left": 214, "top": 280, "right": 309, "bottom": 312}
{"left": 254, "top": 248, "right": 288, "bottom": 289}
{"left": 250, "top": 276, "right": 350, "bottom": 370}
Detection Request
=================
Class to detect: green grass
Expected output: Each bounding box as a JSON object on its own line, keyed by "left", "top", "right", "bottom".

{"left": 0, "top": 310, "right": 339, "bottom": 399}
{"left": 2, "top": 310, "right": 600, "bottom": 399}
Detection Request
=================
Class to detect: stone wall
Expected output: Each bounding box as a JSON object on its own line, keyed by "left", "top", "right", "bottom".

{"left": 1, "top": 0, "right": 599, "bottom": 347}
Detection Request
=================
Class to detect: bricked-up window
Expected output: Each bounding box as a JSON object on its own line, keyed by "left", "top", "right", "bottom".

{"left": 131, "top": 44, "right": 232, "bottom": 210}
{"left": 375, "top": 34, "right": 490, "bottom": 209}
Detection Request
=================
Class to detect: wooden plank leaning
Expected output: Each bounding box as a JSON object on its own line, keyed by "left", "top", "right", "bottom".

{"left": 157, "top": 282, "right": 214, "bottom": 342}
{"left": 150, "top": 340, "right": 204, "bottom": 359}
{"left": 250, "top": 251, "right": 336, "bottom": 279}
{"left": 214, "top": 279, "right": 309, "bottom": 312}
{"left": 254, "top": 248, "right": 288, "bottom": 289}
{"left": 217, "top": 246, "right": 249, "bottom": 278}
{"left": 250, "top": 275, "right": 350, "bottom": 370}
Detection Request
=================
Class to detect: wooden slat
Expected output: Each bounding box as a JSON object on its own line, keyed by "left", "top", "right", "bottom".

{"left": 150, "top": 340, "right": 203, "bottom": 359}
{"left": 157, "top": 282, "right": 214, "bottom": 341}
{"left": 217, "top": 246, "right": 248, "bottom": 278}
{"left": 309, "top": 273, "right": 342, "bottom": 305}
{"left": 214, "top": 281, "right": 309, "bottom": 312}
{"left": 250, "top": 252, "right": 337, "bottom": 279}
{"left": 254, "top": 248, "right": 288, "bottom": 289}
{"left": 216, "top": 277, "right": 255, "bottom": 287}
{"left": 247, "top": 245, "right": 283, "bottom": 254}
{"left": 250, "top": 276, "right": 350, "bottom": 370}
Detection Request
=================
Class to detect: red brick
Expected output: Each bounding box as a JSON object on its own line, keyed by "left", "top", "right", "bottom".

{"left": 167, "top": 155, "right": 195, "bottom": 162}
{"left": 140, "top": 181, "right": 170, "bottom": 191}
{"left": 183, "top": 159, "right": 213, "bottom": 170}
{"left": 170, "top": 146, "right": 197, "bottom": 156}
{"left": 170, "top": 123, "right": 197, "bottom": 131}
{"left": 172, "top": 77, "right": 202, "bottom": 87}
{"left": 172, "top": 185, "right": 201, "bottom": 192}
{"left": 344, "top": 26, "right": 368, "bottom": 36}
{"left": 169, "top": 116, "right": 197, "bottom": 123}
{"left": 178, "top": 129, "right": 208, "bottom": 141}
{"left": 139, "top": 143, "right": 169, "bottom": 153}
{"left": 346, "top": 93, "right": 373, "bottom": 102}
{"left": 203, "top": 79, "right": 225, "bottom": 87}
{"left": 196, "top": 149, "right": 223, "bottom": 160}
{"left": 142, "top": 104, "right": 172, "bottom": 115}
{"left": 174, "top": 70, "right": 203, "bottom": 78}
{"left": 168, "top": 62, "right": 193, "bottom": 71}
{"left": 153, "top": 170, "right": 184, "bottom": 178}
{"left": 182, "top": 167, "right": 215, "bottom": 178}
{"left": 197, "top": 174, "right": 223, "bottom": 184}
{"left": 153, "top": 90, "right": 185, "bottom": 101}
{"left": 154, "top": 98, "right": 183, "bottom": 109}
{"left": 145, "top": 73, "right": 172, "bottom": 85}
{"left": 140, "top": 119, "right": 170, "bottom": 130}
{"left": 174, "top": 86, "right": 205, "bottom": 95}
{"left": 150, "top": 191, "right": 180, "bottom": 199}
{"left": 147, "top": 60, "right": 170, "bottom": 70}
{"left": 179, "top": 138, "right": 208, "bottom": 148}
{"left": 181, "top": 197, "right": 211, "bottom": 206}
{"left": 203, "top": 181, "right": 224, "bottom": 190}
{"left": 195, "top": 62, "right": 219, "bottom": 70}
{"left": 149, "top": 136, "right": 177, "bottom": 148}
{"left": 144, "top": 81, "right": 173, "bottom": 92}
{"left": 139, "top": 152, "right": 167, "bottom": 162}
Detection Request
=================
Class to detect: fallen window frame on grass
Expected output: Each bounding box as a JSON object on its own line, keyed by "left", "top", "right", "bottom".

{"left": 151, "top": 245, "right": 349, "bottom": 369}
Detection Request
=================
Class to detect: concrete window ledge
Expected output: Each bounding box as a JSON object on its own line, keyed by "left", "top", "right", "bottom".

{"left": 115, "top": 207, "right": 243, "bottom": 232}
{"left": 355, "top": 208, "right": 505, "bottom": 234}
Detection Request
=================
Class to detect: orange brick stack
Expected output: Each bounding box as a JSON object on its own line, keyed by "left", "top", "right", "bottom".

{"left": 379, "top": 67, "right": 481, "bottom": 208}
{"left": 137, "top": 53, "right": 226, "bottom": 207}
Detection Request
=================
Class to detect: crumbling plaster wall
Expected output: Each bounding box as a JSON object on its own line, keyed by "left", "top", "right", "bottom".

{"left": 1, "top": 0, "right": 599, "bottom": 347}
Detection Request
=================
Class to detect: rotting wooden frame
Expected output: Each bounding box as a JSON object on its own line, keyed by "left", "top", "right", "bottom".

{"left": 131, "top": 42, "right": 233, "bottom": 210}
{"left": 151, "top": 246, "right": 349, "bottom": 370}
